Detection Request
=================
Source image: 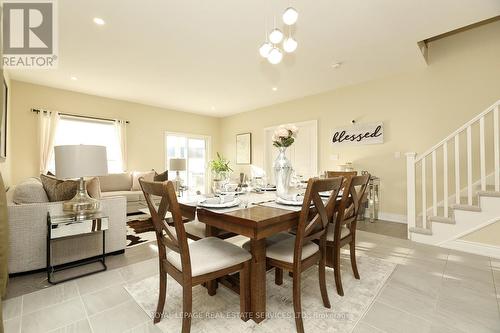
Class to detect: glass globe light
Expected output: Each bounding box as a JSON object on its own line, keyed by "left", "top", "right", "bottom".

{"left": 283, "top": 7, "right": 298, "bottom": 25}
{"left": 267, "top": 47, "right": 283, "bottom": 64}
{"left": 259, "top": 42, "right": 273, "bottom": 58}
{"left": 283, "top": 37, "right": 298, "bottom": 53}
{"left": 269, "top": 28, "right": 284, "bottom": 44}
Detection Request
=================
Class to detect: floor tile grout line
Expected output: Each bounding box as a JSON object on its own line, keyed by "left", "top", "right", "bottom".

{"left": 77, "top": 283, "right": 95, "bottom": 333}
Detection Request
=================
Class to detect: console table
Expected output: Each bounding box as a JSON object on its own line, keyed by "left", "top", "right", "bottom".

{"left": 47, "top": 213, "right": 108, "bottom": 284}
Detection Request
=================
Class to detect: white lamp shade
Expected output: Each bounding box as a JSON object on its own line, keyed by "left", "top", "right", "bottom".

{"left": 55, "top": 145, "right": 108, "bottom": 179}
{"left": 269, "top": 29, "right": 284, "bottom": 44}
{"left": 267, "top": 47, "right": 283, "bottom": 64}
{"left": 169, "top": 158, "right": 187, "bottom": 171}
{"left": 259, "top": 42, "right": 273, "bottom": 58}
{"left": 283, "top": 37, "right": 298, "bottom": 53}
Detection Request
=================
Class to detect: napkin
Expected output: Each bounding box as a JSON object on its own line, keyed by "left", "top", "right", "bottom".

{"left": 202, "top": 195, "right": 235, "bottom": 205}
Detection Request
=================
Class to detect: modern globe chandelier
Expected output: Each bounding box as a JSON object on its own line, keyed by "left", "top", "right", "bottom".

{"left": 259, "top": 6, "right": 298, "bottom": 65}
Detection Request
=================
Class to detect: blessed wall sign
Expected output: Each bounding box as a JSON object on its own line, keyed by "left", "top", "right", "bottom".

{"left": 331, "top": 122, "right": 384, "bottom": 145}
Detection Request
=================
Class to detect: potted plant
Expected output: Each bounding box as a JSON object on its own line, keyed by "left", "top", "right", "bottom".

{"left": 209, "top": 152, "right": 232, "bottom": 193}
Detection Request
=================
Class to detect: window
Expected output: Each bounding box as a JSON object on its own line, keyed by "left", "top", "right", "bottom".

{"left": 48, "top": 116, "right": 123, "bottom": 174}
{"left": 165, "top": 133, "right": 210, "bottom": 194}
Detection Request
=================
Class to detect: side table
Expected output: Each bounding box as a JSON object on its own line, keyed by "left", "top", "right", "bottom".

{"left": 47, "top": 212, "right": 108, "bottom": 284}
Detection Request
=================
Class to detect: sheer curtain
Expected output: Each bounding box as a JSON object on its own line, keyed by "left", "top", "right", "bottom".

{"left": 38, "top": 111, "right": 60, "bottom": 174}
{"left": 114, "top": 120, "right": 127, "bottom": 172}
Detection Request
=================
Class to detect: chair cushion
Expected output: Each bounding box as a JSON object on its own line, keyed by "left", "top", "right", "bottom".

{"left": 184, "top": 221, "right": 206, "bottom": 239}
{"left": 166, "top": 237, "right": 251, "bottom": 277}
{"left": 242, "top": 232, "right": 294, "bottom": 252}
{"left": 326, "top": 226, "right": 351, "bottom": 242}
{"left": 266, "top": 236, "right": 319, "bottom": 263}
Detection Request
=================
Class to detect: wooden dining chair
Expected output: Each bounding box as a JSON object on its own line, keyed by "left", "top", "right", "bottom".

{"left": 325, "top": 170, "right": 358, "bottom": 178}
{"left": 265, "top": 177, "right": 343, "bottom": 333}
{"left": 139, "top": 179, "right": 252, "bottom": 332}
{"left": 326, "top": 174, "right": 370, "bottom": 296}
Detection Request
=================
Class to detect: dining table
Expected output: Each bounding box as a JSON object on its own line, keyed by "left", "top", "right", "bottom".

{"left": 195, "top": 192, "right": 304, "bottom": 323}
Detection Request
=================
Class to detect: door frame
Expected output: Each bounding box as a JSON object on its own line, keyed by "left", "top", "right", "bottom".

{"left": 263, "top": 120, "right": 318, "bottom": 181}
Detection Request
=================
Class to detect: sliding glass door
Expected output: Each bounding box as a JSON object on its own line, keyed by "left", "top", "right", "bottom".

{"left": 165, "top": 132, "right": 210, "bottom": 194}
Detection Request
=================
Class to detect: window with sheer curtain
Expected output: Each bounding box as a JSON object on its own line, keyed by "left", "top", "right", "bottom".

{"left": 48, "top": 116, "right": 123, "bottom": 174}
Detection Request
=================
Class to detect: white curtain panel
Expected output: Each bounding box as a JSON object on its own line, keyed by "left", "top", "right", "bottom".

{"left": 38, "top": 111, "right": 60, "bottom": 174}
{"left": 114, "top": 120, "right": 128, "bottom": 172}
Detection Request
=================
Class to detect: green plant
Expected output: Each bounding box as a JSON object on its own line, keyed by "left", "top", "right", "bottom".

{"left": 209, "top": 152, "right": 232, "bottom": 179}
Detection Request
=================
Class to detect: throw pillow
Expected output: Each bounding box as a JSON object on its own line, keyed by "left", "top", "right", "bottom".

{"left": 12, "top": 177, "right": 50, "bottom": 204}
{"left": 153, "top": 169, "right": 169, "bottom": 182}
{"left": 40, "top": 174, "right": 101, "bottom": 202}
{"left": 131, "top": 171, "right": 155, "bottom": 191}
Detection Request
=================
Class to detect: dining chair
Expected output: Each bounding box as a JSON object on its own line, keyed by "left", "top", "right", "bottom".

{"left": 325, "top": 170, "right": 358, "bottom": 178}
{"left": 139, "top": 179, "right": 252, "bottom": 332}
{"left": 265, "top": 177, "right": 343, "bottom": 333}
{"left": 326, "top": 174, "right": 370, "bottom": 296}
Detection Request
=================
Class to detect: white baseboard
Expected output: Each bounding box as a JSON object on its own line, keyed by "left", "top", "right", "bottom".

{"left": 440, "top": 239, "right": 500, "bottom": 259}
{"left": 363, "top": 211, "right": 407, "bottom": 224}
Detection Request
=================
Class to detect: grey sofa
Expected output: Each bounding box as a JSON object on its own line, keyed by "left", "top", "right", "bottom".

{"left": 6, "top": 196, "right": 127, "bottom": 274}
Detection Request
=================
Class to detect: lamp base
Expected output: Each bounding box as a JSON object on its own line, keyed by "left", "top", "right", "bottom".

{"left": 63, "top": 178, "right": 100, "bottom": 219}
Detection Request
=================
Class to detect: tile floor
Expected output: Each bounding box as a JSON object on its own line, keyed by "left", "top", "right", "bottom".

{"left": 2, "top": 230, "right": 500, "bottom": 333}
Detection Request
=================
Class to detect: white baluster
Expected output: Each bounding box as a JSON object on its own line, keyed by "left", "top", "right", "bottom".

{"left": 406, "top": 153, "right": 417, "bottom": 236}
{"left": 480, "top": 117, "right": 486, "bottom": 191}
{"left": 495, "top": 106, "right": 499, "bottom": 191}
{"left": 455, "top": 135, "right": 460, "bottom": 205}
{"left": 432, "top": 151, "right": 437, "bottom": 216}
{"left": 467, "top": 126, "right": 472, "bottom": 205}
{"left": 443, "top": 143, "right": 448, "bottom": 218}
{"left": 422, "top": 157, "right": 427, "bottom": 229}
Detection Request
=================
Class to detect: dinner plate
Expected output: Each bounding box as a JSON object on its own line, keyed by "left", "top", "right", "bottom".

{"left": 276, "top": 197, "right": 304, "bottom": 206}
{"left": 319, "top": 190, "right": 344, "bottom": 198}
{"left": 198, "top": 198, "right": 241, "bottom": 209}
{"left": 261, "top": 186, "right": 276, "bottom": 191}
{"left": 219, "top": 191, "right": 245, "bottom": 195}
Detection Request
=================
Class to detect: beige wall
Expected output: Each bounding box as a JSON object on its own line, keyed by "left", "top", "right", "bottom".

{"left": 9, "top": 81, "right": 220, "bottom": 185}
{"left": 220, "top": 20, "right": 500, "bottom": 219}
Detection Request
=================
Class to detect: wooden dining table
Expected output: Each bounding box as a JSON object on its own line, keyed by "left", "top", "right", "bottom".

{"left": 196, "top": 201, "right": 301, "bottom": 323}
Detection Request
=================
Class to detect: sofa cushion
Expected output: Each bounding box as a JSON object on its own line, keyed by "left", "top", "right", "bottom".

{"left": 40, "top": 175, "right": 100, "bottom": 202}
{"left": 131, "top": 171, "right": 155, "bottom": 191}
{"left": 101, "top": 190, "right": 144, "bottom": 202}
{"left": 153, "top": 169, "right": 169, "bottom": 182}
{"left": 98, "top": 173, "right": 132, "bottom": 192}
{"left": 12, "top": 178, "right": 49, "bottom": 204}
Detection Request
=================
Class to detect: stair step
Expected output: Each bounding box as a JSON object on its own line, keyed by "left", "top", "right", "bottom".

{"left": 460, "top": 196, "right": 479, "bottom": 206}
{"left": 428, "top": 216, "right": 455, "bottom": 224}
{"left": 451, "top": 204, "right": 481, "bottom": 212}
{"left": 477, "top": 190, "right": 500, "bottom": 198}
{"left": 409, "top": 227, "right": 433, "bottom": 235}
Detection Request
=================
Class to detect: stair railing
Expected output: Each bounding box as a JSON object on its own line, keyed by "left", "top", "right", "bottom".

{"left": 406, "top": 100, "right": 500, "bottom": 234}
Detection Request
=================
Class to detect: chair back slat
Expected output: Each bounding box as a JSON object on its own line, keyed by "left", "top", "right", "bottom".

{"left": 326, "top": 171, "right": 358, "bottom": 178}
{"left": 334, "top": 174, "right": 370, "bottom": 231}
{"left": 139, "top": 179, "right": 192, "bottom": 276}
{"left": 294, "top": 177, "right": 343, "bottom": 263}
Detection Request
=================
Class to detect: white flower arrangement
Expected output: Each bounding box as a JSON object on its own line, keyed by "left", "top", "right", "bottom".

{"left": 272, "top": 124, "right": 299, "bottom": 148}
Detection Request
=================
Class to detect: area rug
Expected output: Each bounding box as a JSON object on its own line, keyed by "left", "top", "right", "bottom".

{"left": 124, "top": 255, "right": 395, "bottom": 332}
{"left": 126, "top": 214, "right": 156, "bottom": 248}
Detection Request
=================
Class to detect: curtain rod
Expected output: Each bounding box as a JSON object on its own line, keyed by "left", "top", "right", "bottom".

{"left": 30, "top": 108, "right": 130, "bottom": 124}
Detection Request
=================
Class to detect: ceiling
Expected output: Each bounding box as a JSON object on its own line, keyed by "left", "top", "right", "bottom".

{"left": 7, "top": 0, "right": 500, "bottom": 117}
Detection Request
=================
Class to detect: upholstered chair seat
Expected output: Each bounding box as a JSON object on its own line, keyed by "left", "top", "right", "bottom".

{"left": 166, "top": 237, "right": 251, "bottom": 277}
{"left": 326, "top": 226, "right": 350, "bottom": 241}
{"left": 266, "top": 235, "right": 319, "bottom": 263}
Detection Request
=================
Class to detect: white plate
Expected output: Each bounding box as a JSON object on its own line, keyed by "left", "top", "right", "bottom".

{"left": 261, "top": 187, "right": 276, "bottom": 191}
{"left": 276, "top": 197, "right": 304, "bottom": 206}
{"left": 198, "top": 198, "right": 241, "bottom": 209}
{"left": 219, "top": 191, "right": 245, "bottom": 195}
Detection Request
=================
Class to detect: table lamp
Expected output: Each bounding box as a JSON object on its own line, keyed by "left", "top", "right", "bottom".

{"left": 169, "top": 158, "right": 186, "bottom": 196}
{"left": 55, "top": 145, "right": 108, "bottom": 217}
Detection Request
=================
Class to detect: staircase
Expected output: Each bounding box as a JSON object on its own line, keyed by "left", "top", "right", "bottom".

{"left": 406, "top": 100, "right": 500, "bottom": 254}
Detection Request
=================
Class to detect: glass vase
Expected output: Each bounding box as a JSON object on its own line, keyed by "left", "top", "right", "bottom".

{"left": 273, "top": 147, "right": 293, "bottom": 199}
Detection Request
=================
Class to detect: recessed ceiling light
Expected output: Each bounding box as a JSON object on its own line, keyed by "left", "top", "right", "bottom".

{"left": 331, "top": 62, "right": 342, "bottom": 69}
{"left": 211, "top": 106, "right": 216, "bottom": 111}
{"left": 93, "top": 17, "right": 105, "bottom": 25}
{"left": 272, "top": 87, "right": 278, "bottom": 91}
{"left": 70, "top": 76, "right": 78, "bottom": 81}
